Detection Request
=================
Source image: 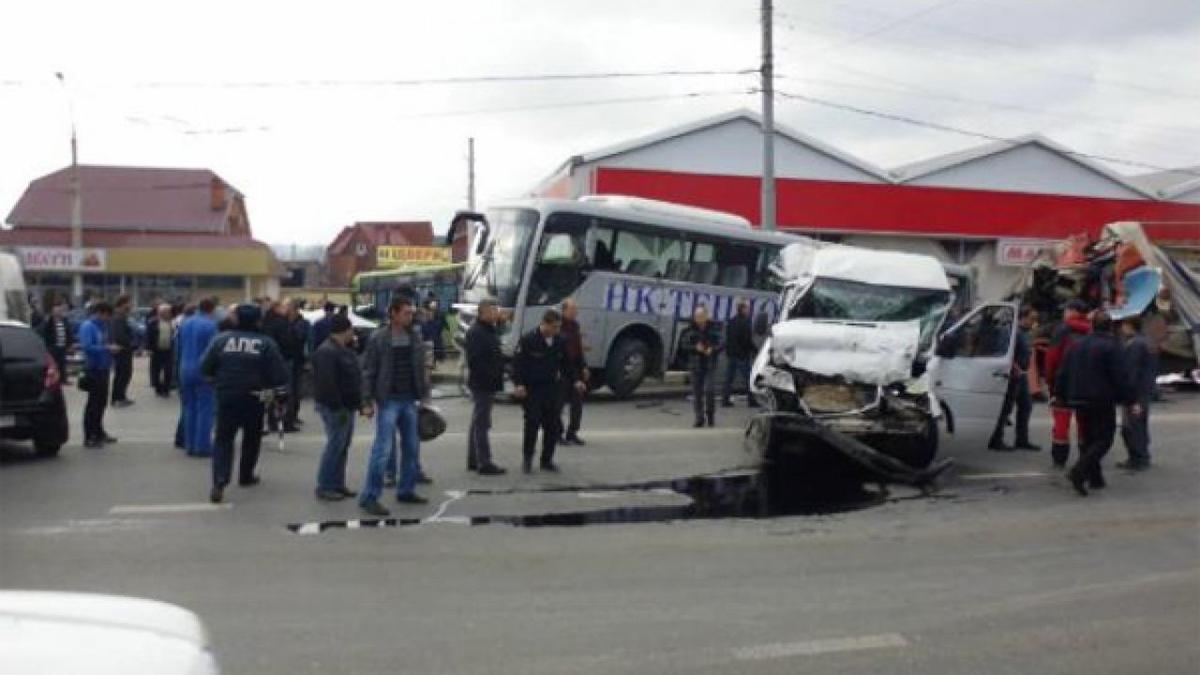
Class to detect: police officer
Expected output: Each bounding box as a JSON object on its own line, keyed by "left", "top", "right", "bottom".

{"left": 513, "top": 309, "right": 584, "bottom": 474}
{"left": 201, "top": 304, "right": 288, "bottom": 504}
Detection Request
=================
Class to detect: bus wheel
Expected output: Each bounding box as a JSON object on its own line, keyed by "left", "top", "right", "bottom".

{"left": 606, "top": 338, "right": 649, "bottom": 398}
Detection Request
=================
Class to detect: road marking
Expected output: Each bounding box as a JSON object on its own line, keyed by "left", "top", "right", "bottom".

{"left": 424, "top": 490, "right": 467, "bottom": 524}
{"left": 109, "top": 503, "right": 232, "bottom": 514}
{"left": 732, "top": 633, "right": 909, "bottom": 661}
{"left": 959, "top": 472, "right": 1047, "bottom": 480}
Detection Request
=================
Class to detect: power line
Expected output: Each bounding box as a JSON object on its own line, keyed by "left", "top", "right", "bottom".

{"left": 775, "top": 89, "right": 1200, "bottom": 178}
{"left": 397, "top": 89, "right": 755, "bottom": 120}
{"left": 0, "top": 68, "right": 757, "bottom": 89}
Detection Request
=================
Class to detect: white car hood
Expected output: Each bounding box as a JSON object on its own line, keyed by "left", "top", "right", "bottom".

{"left": 767, "top": 319, "right": 921, "bottom": 385}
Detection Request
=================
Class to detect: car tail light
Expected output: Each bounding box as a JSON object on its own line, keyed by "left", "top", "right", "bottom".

{"left": 44, "top": 353, "right": 62, "bottom": 391}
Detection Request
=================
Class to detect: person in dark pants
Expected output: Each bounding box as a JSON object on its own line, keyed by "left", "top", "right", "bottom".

{"left": 38, "top": 297, "right": 73, "bottom": 385}
{"left": 1056, "top": 311, "right": 1140, "bottom": 496}
{"left": 512, "top": 309, "right": 583, "bottom": 474}
{"left": 421, "top": 298, "right": 447, "bottom": 363}
{"left": 78, "top": 302, "right": 119, "bottom": 448}
{"left": 465, "top": 298, "right": 507, "bottom": 475}
{"left": 312, "top": 314, "right": 363, "bottom": 500}
{"left": 558, "top": 298, "right": 589, "bottom": 446}
{"left": 146, "top": 303, "right": 176, "bottom": 397}
{"left": 286, "top": 301, "right": 311, "bottom": 429}
{"left": 1045, "top": 300, "right": 1091, "bottom": 468}
{"left": 262, "top": 300, "right": 299, "bottom": 433}
{"left": 721, "top": 300, "right": 757, "bottom": 408}
{"left": 201, "top": 304, "right": 288, "bottom": 504}
{"left": 109, "top": 294, "right": 135, "bottom": 407}
{"left": 681, "top": 306, "right": 723, "bottom": 427}
{"left": 988, "top": 306, "right": 1040, "bottom": 451}
{"left": 1117, "top": 316, "right": 1155, "bottom": 471}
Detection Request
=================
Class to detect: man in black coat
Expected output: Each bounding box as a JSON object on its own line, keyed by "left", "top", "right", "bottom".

{"left": 464, "top": 298, "right": 507, "bottom": 475}
{"left": 262, "top": 300, "right": 301, "bottom": 432}
{"left": 311, "top": 314, "right": 363, "bottom": 500}
{"left": 988, "top": 306, "right": 1039, "bottom": 451}
{"left": 109, "top": 294, "right": 136, "bottom": 407}
{"left": 1056, "top": 311, "right": 1140, "bottom": 496}
{"left": 38, "top": 297, "right": 73, "bottom": 385}
{"left": 1117, "top": 316, "right": 1156, "bottom": 471}
{"left": 681, "top": 306, "right": 723, "bottom": 427}
{"left": 512, "top": 309, "right": 584, "bottom": 474}
{"left": 721, "top": 300, "right": 757, "bottom": 408}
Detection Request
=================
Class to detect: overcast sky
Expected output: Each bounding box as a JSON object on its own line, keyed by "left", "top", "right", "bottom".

{"left": 2, "top": 0, "right": 1197, "bottom": 245}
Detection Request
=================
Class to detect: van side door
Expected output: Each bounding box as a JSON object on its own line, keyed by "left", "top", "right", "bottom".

{"left": 933, "top": 302, "right": 1018, "bottom": 437}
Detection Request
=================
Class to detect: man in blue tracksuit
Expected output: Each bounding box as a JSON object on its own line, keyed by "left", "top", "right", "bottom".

{"left": 201, "top": 304, "right": 288, "bottom": 504}
{"left": 78, "top": 301, "right": 119, "bottom": 447}
{"left": 177, "top": 298, "right": 219, "bottom": 457}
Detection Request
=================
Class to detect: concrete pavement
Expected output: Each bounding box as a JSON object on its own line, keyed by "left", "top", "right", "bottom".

{"left": 1, "top": 358, "right": 1197, "bottom": 674}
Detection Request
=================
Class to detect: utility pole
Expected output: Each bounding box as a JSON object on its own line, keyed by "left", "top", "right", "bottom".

{"left": 56, "top": 72, "right": 84, "bottom": 300}
{"left": 467, "top": 137, "right": 476, "bottom": 211}
{"left": 760, "top": 0, "right": 776, "bottom": 231}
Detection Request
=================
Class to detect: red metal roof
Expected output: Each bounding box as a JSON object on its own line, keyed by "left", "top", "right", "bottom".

{"left": 0, "top": 227, "right": 270, "bottom": 250}
{"left": 327, "top": 221, "right": 434, "bottom": 255}
{"left": 5, "top": 165, "right": 240, "bottom": 233}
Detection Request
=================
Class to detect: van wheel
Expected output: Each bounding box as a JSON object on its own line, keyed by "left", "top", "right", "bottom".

{"left": 606, "top": 338, "right": 649, "bottom": 398}
{"left": 889, "top": 419, "right": 939, "bottom": 469}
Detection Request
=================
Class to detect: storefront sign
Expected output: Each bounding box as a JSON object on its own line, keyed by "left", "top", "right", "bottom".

{"left": 996, "top": 239, "right": 1056, "bottom": 267}
{"left": 17, "top": 247, "right": 107, "bottom": 272}
{"left": 376, "top": 246, "right": 451, "bottom": 268}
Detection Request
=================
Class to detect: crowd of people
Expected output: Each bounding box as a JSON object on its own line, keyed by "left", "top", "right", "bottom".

{"left": 988, "top": 300, "right": 1159, "bottom": 497}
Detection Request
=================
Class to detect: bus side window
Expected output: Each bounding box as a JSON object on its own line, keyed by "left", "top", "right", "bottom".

{"left": 592, "top": 226, "right": 617, "bottom": 271}
{"left": 611, "top": 228, "right": 662, "bottom": 278}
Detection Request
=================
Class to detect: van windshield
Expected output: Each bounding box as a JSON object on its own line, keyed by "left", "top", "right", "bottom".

{"left": 788, "top": 277, "right": 952, "bottom": 350}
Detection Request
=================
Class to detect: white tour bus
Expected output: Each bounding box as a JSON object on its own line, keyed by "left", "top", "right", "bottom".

{"left": 455, "top": 196, "right": 800, "bottom": 397}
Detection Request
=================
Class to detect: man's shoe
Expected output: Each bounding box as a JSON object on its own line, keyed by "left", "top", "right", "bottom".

{"left": 282, "top": 425, "right": 300, "bottom": 434}
{"left": 337, "top": 486, "right": 358, "bottom": 497}
{"left": 706, "top": 417, "right": 715, "bottom": 427}
{"left": 396, "top": 493, "right": 428, "bottom": 505}
{"left": 522, "top": 459, "right": 533, "bottom": 474}
{"left": 83, "top": 438, "right": 102, "bottom": 448}
{"left": 238, "top": 476, "right": 261, "bottom": 487}
{"left": 1014, "top": 441, "right": 1041, "bottom": 451}
{"left": 987, "top": 439, "right": 1013, "bottom": 451}
{"left": 693, "top": 420, "right": 704, "bottom": 428}
{"left": 1067, "top": 471, "right": 1089, "bottom": 496}
{"left": 1088, "top": 475, "right": 1107, "bottom": 489}
{"left": 565, "top": 434, "right": 585, "bottom": 446}
{"left": 1052, "top": 461, "right": 1067, "bottom": 471}
{"left": 416, "top": 474, "right": 433, "bottom": 485}
{"left": 360, "top": 501, "right": 390, "bottom": 517}
{"left": 383, "top": 476, "right": 397, "bottom": 488}
{"left": 720, "top": 400, "right": 734, "bottom": 408}
{"left": 112, "top": 399, "right": 134, "bottom": 408}
{"left": 209, "top": 486, "right": 224, "bottom": 504}
{"left": 478, "top": 464, "right": 507, "bottom": 476}
{"left": 540, "top": 462, "right": 561, "bottom": 473}
{"left": 315, "top": 489, "right": 345, "bottom": 501}
{"left": 101, "top": 435, "right": 118, "bottom": 445}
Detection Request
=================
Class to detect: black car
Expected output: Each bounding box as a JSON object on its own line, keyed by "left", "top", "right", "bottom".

{"left": 0, "top": 320, "right": 69, "bottom": 456}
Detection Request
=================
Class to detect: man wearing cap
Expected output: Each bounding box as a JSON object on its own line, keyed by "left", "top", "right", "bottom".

{"left": 311, "top": 314, "right": 362, "bottom": 500}
{"left": 201, "top": 304, "right": 288, "bottom": 504}
{"left": 465, "top": 298, "right": 507, "bottom": 475}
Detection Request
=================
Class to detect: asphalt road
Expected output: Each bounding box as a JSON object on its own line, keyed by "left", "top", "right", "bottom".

{"left": 2, "top": 359, "right": 1198, "bottom": 674}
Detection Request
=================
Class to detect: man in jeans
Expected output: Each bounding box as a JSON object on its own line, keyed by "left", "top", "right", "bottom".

{"left": 312, "top": 314, "right": 363, "bottom": 500}
{"left": 358, "top": 296, "right": 429, "bottom": 516}
{"left": 78, "top": 301, "right": 119, "bottom": 448}
{"left": 465, "top": 298, "right": 507, "bottom": 475}
{"left": 109, "top": 294, "right": 136, "bottom": 407}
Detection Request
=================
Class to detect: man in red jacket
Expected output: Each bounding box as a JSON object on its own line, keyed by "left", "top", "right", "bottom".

{"left": 1044, "top": 300, "right": 1091, "bottom": 468}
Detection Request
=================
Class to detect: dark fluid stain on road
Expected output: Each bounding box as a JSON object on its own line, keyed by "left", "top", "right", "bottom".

{"left": 286, "top": 468, "right": 883, "bottom": 534}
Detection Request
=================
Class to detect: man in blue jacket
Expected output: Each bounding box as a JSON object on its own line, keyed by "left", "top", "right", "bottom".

{"left": 1056, "top": 311, "right": 1140, "bottom": 496}
{"left": 177, "top": 298, "right": 219, "bottom": 457}
{"left": 201, "top": 304, "right": 288, "bottom": 503}
{"left": 78, "top": 302, "right": 119, "bottom": 448}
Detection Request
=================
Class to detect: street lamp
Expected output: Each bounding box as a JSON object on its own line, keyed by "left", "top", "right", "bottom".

{"left": 55, "top": 72, "right": 84, "bottom": 301}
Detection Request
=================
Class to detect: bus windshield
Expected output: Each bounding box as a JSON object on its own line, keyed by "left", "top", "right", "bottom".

{"left": 463, "top": 207, "right": 539, "bottom": 307}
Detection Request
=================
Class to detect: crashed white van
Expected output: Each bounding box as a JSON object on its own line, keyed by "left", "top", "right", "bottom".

{"left": 748, "top": 240, "right": 1017, "bottom": 485}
